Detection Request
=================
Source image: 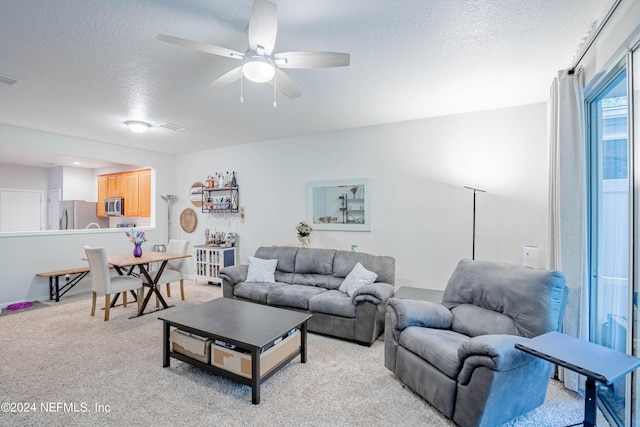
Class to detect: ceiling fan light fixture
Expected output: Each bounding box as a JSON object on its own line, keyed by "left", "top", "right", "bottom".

{"left": 242, "top": 59, "right": 275, "bottom": 83}
{"left": 125, "top": 120, "right": 151, "bottom": 134}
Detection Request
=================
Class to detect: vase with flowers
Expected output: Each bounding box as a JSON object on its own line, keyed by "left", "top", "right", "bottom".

{"left": 295, "top": 221, "right": 313, "bottom": 248}
{"left": 126, "top": 229, "right": 147, "bottom": 257}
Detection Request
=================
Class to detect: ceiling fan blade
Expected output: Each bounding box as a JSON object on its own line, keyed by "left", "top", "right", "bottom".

{"left": 248, "top": 0, "right": 278, "bottom": 55}
{"left": 274, "top": 51, "right": 350, "bottom": 69}
{"left": 207, "top": 66, "right": 243, "bottom": 90}
{"left": 270, "top": 68, "right": 302, "bottom": 99}
{"left": 157, "top": 34, "right": 244, "bottom": 60}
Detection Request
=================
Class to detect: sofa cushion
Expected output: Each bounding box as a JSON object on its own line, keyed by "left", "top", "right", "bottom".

{"left": 399, "top": 327, "right": 468, "bottom": 379}
{"left": 255, "top": 246, "right": 298, "bottom": 273}
{"left": 451, "top": 304, "right": 518, "bottom": 337}
{"left": 245, "top": 257, "right": 277, "bottom": 283}
{"left": 267, "top": 284, "right": 326, "bottom": 309}
{"left": 234, "top": 282, "right": 286, "bottom": 304}
{"left": 295, "top": 248, "right": 336, "bottom": 275}
{"left": 338, "top": 262, "right": 378, "bottom": 297}
{"left": 442, "top": 259, "right": 567, "bottom": 338}
{"left": 308, "top": 290, "right": 356, "bottom": 318}
{"left": 333, "top": 251, "right": 395, "bottom": 285}
{"left": 291, "top": 273, "right": 341, "bottom": 289}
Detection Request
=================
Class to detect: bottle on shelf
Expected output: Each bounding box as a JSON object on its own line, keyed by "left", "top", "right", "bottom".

{"left": 231, "top": 171, "right": 237, "bottom": 187}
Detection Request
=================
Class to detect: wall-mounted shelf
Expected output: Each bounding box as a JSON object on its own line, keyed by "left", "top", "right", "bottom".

{"left": 201, "top": 186, "right": 239, "bottom": 213}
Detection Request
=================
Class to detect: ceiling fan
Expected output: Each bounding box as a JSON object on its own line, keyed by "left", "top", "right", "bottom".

{"left": 158, "top": 0, "right": 350, "bottom": 100}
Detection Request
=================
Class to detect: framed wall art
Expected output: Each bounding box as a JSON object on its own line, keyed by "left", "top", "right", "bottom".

{"left": 307, "top": 178, "right": 371, "bottom": 231}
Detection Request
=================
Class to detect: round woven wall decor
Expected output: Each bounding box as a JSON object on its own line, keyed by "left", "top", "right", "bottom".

{"left": 180, "top": 208, "right": 197, "bottom": 233}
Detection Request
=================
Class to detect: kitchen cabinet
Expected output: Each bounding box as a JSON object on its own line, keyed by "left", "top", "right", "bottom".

{"left": 108, "top": 174, "right": 124, "bottom": 197}
{"left": 97, "top": 176, "right": 107, "bottom": 217}
{"left": 138, "top": 169, "right": 151, "bottom": 217}
{"left": 123, "top": 171, "right": 139, "bottom": 217}
{"left": 97, "top": 168, "right": 151, "bottom": 218}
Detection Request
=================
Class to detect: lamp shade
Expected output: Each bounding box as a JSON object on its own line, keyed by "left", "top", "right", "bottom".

{"left": 125, "top": 121, "right": 151, "bottom": 134}
{"left": 243, "top": 59, "right": 275, "bottom": 83}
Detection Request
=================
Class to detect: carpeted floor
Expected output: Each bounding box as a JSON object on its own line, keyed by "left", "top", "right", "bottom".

{"left": 0, "top": 282, "right": 609, "bottom": 427}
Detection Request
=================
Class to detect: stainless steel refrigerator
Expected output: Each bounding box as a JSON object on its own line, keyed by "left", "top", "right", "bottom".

{"left": 59, "top": 200, "right": 108, "bottom": 229}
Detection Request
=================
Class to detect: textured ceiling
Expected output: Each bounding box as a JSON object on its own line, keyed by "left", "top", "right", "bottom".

{"left": 0, "top": 0, "right": 609, "bottom": 163}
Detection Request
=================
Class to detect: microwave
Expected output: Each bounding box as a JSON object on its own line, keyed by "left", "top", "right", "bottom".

{"left": 104, "top": 198, "right": 124, "bottom": 216}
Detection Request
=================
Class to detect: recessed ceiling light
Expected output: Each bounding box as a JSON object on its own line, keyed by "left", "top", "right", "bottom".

{"left": 73, "top": 161, "right": 80, "bottom": 165}
{"left": 125, "top": 121, "right": 151, "bottom": 134}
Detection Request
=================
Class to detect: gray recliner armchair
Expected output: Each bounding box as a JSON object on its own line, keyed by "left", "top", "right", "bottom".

{"left": 385, "top": 259, "right": 567, "bottom": 427}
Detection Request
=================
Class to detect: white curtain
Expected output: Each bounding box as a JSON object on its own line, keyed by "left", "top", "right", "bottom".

{"left": 548, "top": 67, "right": 589, "bottom": 392}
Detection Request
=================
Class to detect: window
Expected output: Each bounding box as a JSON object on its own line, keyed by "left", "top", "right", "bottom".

{"left": 587, "top": 69, "right": 628, "bottom": 426}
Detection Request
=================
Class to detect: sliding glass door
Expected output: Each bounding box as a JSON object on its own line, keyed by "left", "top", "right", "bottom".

{"left": 588, "top": 68, "right": 629, "bottom": 426}
{"left": 633, "top": 47, "right": 640, "bottom": 427}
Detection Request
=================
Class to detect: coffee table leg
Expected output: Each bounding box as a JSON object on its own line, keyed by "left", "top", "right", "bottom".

{"left": 251, "top": 348, "right": 260, "bottom": 404}
{"left": 301, "top": 322, "right": 308, "bottom": 363}
{"left": 162, "top": 321, "right": 170, "bottom": 367}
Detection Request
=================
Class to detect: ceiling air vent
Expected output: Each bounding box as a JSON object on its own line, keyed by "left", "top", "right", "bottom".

{"left": 158, "top": 122, "right": 187, "bottom": 132}
{"left": 0, "top": 73, "right": 22, "bottom": 87}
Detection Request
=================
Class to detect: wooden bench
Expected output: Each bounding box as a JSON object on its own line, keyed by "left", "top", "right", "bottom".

{"left": 36, "top": 264, "right": 133, "bottom": 302}
{"left": 36, "top": 266, "right": 92, "bottom": 302}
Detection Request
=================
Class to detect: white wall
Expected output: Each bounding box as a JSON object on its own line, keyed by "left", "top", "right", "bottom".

{"left": 0, "top": 163, "right": 49, "bottom": 193}
{"left": 61, "top": 166, "right": 96, "bottom": 201}
{"left": 175, "top": 102, "right": 549, "bottom": 290}
{"left": 581, "top": 0, "right": 640, "bottom": 84}
{"left": 0, "top": 124, "right": 175, "bottom": 306}
{"left": 0, "top": 103, "right": 548, "bottom": 306}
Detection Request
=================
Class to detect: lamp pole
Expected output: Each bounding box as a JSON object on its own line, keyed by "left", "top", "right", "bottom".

{"left": 160, "top": 194, "right": 177, "bottom": 243}
{"left": 464, "top": 186, "right": 486, "bottom": 260}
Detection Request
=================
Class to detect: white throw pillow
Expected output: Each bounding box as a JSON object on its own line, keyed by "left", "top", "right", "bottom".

{"left": 245, "top": 257, "right": 278, "bottom": 283}
{"left": 339, "top": 262, "right": 378, "bottom": 297}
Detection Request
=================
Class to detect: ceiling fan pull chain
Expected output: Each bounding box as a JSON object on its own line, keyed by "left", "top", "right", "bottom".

{"left": 240, "top": 73, "right": 244, "bottom": 103}
{"left": 273, "top": 74, "right": 277, "bottom": 108}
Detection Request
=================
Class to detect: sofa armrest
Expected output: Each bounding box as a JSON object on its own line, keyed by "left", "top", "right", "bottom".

{"left": 352, "top": 282, "right": 394, "bottom": 305}
{"left": 386, "top": 297, "right": 452, "bottom": 330}
{"left": 219, "top": 265, "right": 248, "bottom": 286}
{"left": 457, "top": 335, "right": 540, "bottom": 385}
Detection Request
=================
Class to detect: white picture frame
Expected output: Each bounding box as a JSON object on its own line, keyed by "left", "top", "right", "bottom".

{"left": 307, "top": 178, "right": 371, "bottom": 231}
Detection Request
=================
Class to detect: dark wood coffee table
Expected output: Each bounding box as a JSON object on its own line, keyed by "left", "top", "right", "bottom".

{"left": 159, "top": 298, "right": 312, "bottom": 404}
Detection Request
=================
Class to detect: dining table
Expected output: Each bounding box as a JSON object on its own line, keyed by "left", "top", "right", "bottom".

{"left": 107, "top": 251, "right": 191, "bottom": 318}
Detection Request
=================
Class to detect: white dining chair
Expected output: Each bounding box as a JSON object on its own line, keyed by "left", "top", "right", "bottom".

{"left": 84, "top": 246, "right": 144, "bottom": 321}
{"left": 153, "top": 239, "right": 189, "bottom": 302}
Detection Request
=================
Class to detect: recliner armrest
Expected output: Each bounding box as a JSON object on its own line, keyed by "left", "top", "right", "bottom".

{"left": 352, "top": 282, "right": 394, "bottom": 305}
{"left": 386, "top": 297, "right": 452, "bottom": 330}
{"left": 219, "top": 265, "right": 248, "bottom": 286}
{"left": 457, "top": 335, "right": 540, "bottom": 384}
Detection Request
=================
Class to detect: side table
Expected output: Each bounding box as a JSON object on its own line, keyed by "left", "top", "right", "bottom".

{"left": 393, "top": 286, "right": 444, "bottom": 302}
{"left": 515, "top": 331, "right": 640, "bottom": 427}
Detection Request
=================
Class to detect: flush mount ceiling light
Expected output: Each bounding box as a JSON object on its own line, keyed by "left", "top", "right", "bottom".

{"left": 125, "top": 120, "right": 151, "bottom": 134}
{"left": 242, "top": 57, "right": 275, "bottom": 83}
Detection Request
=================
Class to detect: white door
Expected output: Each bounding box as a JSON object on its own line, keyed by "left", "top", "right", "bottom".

{"left": 0, "top": 190, "right": 42, "bottom": 232}
{"left": 48, "top": 188, "right": 61, "bottom": 230}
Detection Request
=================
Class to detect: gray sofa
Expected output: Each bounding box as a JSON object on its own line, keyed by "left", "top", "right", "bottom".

{"left": 385, "top": 259, "right": 567, "bottom": 427}
{"left": 220, "top": 246, "right": 395, "bottom": 345}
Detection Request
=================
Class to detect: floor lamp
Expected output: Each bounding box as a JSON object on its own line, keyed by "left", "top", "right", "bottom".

{"left": 464, "top": 186, "right": 486, "bottom": 260}
{"left": 161, "top": 194, "right": 177, "bottom": 243}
